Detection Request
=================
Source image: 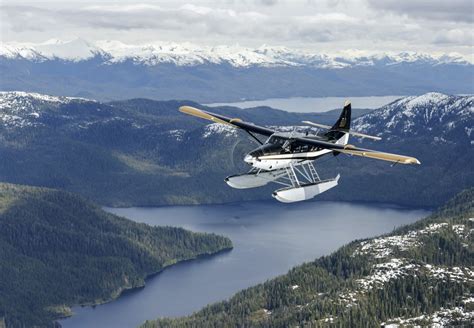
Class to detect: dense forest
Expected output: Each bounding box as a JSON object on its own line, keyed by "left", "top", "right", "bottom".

{"left": 142, "top": 188, "right": 473, "bottom": 327}
{"left": 0, "top": 92, "right": 472, "bottom": 208}
{"left": 0, "top": 183, "right": 232, "bottom": 327}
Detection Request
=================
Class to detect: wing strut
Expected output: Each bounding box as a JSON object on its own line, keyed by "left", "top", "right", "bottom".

{"left": 245, "top": 130, "right": 264, "bottom": 145}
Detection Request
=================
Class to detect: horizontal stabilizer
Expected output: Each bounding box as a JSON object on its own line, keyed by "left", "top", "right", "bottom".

{"left": 302, "top": 121, "right": 332, "bottom": 130}
{"left": 346, "top": 131, "right": 382, "bottom": 141}
{"left": 302, "top": 120, "right": 382, "bottom": 141}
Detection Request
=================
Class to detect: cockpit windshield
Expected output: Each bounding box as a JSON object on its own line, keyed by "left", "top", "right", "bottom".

{"left": 267, "top": 135, "right": 287, "bottom": 146}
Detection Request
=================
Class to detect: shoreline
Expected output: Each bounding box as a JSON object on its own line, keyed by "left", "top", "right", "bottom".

{"left": 103, "top": 198, "right": 434, "bottom": 212}
{"left": 55, "top": 201, "right": 430, "bottom": 326}
{"left": 56, "top": 246, "right": 233, "bottom": 325}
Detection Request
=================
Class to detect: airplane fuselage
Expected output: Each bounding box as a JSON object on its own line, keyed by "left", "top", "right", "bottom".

{"left": 244, "top": 133, "right": 335, "bottom": 171}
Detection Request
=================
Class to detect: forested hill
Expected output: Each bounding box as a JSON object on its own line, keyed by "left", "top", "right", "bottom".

{"left": 0, "top": 183, "right": 232, "bottom": 327}
{"left": 142, "top": 188, "right": 473, "bottom": 327}
{"left": 0, "top": 91, "right": 472, "bottom": 208}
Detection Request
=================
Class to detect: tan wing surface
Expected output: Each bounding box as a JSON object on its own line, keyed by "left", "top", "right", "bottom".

{"left": 338, "top": 146, "right": 420, "bottom": 165}
{"left": 295, "top": 137, "right": 421, "bottom": 165}
{"left": 179, "top": 106, "right": 275, "bottom": 136}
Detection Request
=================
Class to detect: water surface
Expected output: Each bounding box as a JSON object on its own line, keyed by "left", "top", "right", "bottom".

{"left": 207, "top": 95, "right": 403, "bottom": 113}
{"left": 60, "top": 200, "right": 428, "bottom": 328}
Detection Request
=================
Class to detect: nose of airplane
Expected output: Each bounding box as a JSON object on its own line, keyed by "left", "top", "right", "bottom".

{"left": 244, "top": 154, "right": 254, "bottom": 164}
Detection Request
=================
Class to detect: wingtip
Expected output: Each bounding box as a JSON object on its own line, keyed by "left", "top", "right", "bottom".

{"left": 407, "top": 158, "right": 421, "bottom": 165}
{"left": 178, "top": 105, "right": 192, "bottom": 112}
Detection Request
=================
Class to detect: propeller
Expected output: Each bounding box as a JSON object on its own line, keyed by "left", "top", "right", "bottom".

{"left": 229, "top": 135, "right": 259, "bottom": 170}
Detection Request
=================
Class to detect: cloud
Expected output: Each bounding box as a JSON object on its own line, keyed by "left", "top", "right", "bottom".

{"left": 0, "top": 3, "right": 362, "bottom": 42}
{"left": 433, "top": 29, "right": 474, "bottom": 45}
{"left": 257, "top": 0, "right": 279, "bottom": 6}
{"left": 367, "top": 0, "right": 474, "bottom": 23}
{"left": 1, "top": 1, "right": 472, "bottom": 56}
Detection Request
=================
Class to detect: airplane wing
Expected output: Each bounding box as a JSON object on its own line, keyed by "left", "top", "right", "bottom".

{"left": 179, "top": 106, "right": 275, "bottom": 136}
{"left": 180, "top": 105, "right": 419, "bottom": 165}
{"left": 295, "top": 137, "right": 420, "bottom": 165}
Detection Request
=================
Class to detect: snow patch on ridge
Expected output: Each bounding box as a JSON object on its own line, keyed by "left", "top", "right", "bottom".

{"left": 203, "top": 123, "right": 238, "bottom": 138}
{"left": 353, "top": 223, "right": 450, "bottom": 259}
{"left": 0, "top": 91, "right": 93, "bottom": 128}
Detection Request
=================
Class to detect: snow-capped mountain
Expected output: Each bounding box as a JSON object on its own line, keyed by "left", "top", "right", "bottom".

{"left": 0, "top": 92, "right": 87, "bottom": 128}
{"left": 1, "top": 39, "right": 471, "bottom": 68}
{"left": 1, "top": 40, "right": 473, "bottom": 102}
{"left": 0, "top": 39, "right": 104, "bottom": 62}
{"left": 353, "top": 93, "right": 474, "bottom": 143}
{"left": 3, "top": 91, "right": 472, "bottom": 145}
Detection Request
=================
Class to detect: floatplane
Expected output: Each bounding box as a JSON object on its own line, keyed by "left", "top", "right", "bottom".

{"left": 179, "top": 101, "right": 420, "bottom": 203}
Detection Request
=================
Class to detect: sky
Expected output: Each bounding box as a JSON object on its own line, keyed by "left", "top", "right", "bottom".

{"left": 1, "top": 0, "right": 473, "bottom": 56}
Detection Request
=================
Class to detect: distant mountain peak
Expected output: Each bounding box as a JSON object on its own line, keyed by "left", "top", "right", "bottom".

{"left": 353, "top": 93, "right": 474, "bottom": 142}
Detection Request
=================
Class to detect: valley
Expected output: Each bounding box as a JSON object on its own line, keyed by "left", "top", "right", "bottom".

{"left": 60, "top": 201, "right": 427, "bottom": 328}
{"left": 141, "top": 188, "right": 474, "bottom": 327}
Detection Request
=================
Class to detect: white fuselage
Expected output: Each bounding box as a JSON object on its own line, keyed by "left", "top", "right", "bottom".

{"left": 244, "top": 149, "right": 333, "bottom": 171}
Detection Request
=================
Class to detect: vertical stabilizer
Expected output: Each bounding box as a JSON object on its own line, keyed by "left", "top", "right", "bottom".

{"left": 332, "top": 100, "right": 351, "bottom": 131}
{"left": 325, "top": 100, "right": 351, "bottom": 141}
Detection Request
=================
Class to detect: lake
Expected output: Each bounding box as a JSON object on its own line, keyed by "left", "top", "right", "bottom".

{"left": 59, "top": 201, "right": 428, "bottom": 328}
{"left": 206, "top": 95, "right": 404, "bottom": 113}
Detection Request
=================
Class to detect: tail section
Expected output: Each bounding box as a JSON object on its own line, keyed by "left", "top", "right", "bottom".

{"left": 332, "top": 100, "right": 351, "bottom": 131}
{"left": 304, "top": 100, "right": 381, "bottom": 142}
{"left": 325, "top": 100, "right": 351, "bottom": 141}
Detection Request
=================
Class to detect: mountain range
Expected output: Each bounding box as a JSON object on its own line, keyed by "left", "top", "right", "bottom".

{"left": 1, "top": 39, "right": 473, "bottom": 102}
{"left": 3, "top": 39, "right": 471, "bottom": 68}
{"left": 0, "top": 91, "right": 472, "bottom": 207}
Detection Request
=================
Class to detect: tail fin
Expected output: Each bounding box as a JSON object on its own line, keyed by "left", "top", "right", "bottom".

{"left": 332, "top": 100, "right": 351, "bottom": 131}
{"left": 325, "top": 100, "right": 351, "bottom": 141}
